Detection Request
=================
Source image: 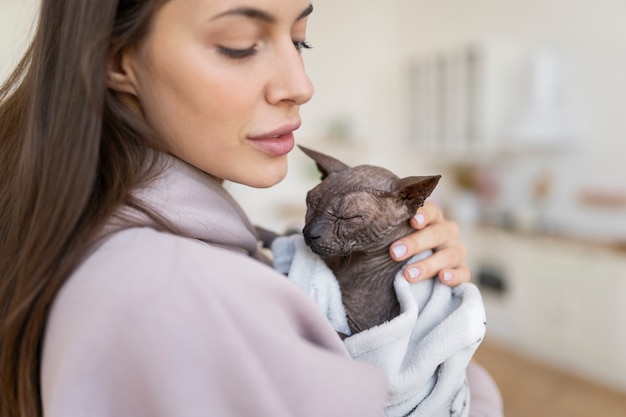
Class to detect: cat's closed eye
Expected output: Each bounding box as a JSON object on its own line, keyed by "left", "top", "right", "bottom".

{"left": 339, "top": 214, "right": 364, "bottom": 222}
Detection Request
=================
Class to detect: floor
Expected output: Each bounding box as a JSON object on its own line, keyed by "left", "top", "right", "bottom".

{"left": 473, "top": 339, "right": 626, "bottom": 417}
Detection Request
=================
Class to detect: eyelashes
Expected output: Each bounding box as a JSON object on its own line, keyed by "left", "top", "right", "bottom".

{"left": 217, "top": 46, "right": 257, "bottom": 59}
{"left": 217, "top": 40, "right": 313, "bottom": 60}
{"left": 293, "top": 40, "right": 313, "bottom": 53}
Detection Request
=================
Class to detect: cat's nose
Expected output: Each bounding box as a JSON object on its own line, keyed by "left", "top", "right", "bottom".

{"left": 302, "top": 224, "right": 321, "bottom": 246}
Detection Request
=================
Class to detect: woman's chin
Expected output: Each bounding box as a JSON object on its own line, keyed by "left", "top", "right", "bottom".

{"left": 236, "top": 164, "right": 288, "bottom": 188}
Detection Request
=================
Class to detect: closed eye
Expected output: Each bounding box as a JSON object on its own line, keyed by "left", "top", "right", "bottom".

{"left": 217, "top": 45, "right": 258, "bottom": 59}
{"left": 340, "top": 214, "right": 364, "bottom": 221}
{"left": 293, "top": 40, "right": 313, "bottom": 53}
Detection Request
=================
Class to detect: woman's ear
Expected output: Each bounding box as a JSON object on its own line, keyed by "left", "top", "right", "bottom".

{"left": 106, "top": 49, "right": 139, "bottom": 96}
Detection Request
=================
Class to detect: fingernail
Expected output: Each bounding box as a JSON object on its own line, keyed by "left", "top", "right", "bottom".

{"left": 392, "top": 244, "right": 407, "bottom": 259}
{"left": 414, "top": 213, "right": 425, "bottom": 226}
{"left": 443, "top": 271, "right": 453, "bottom": 282}
{"left": 408, "top": 267, "right": 421, "bottom": 280}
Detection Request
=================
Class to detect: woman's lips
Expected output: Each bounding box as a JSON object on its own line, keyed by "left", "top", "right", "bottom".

{"left": 248, "top": 122, "right": 300, "bottom": 156}
{"left": 248, "top": 132, "right": 295, "bottom": 157}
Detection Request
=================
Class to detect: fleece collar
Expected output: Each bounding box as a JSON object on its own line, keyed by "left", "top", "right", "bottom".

{"left": 128, "top": 153, "right": 261, "bottom": 257}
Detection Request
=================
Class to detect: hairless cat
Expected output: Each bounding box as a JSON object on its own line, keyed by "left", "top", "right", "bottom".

{"left": 298, "top": 146, "right": 440, "bottom": 336}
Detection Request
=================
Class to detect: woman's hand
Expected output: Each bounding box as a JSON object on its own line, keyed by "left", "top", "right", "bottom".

{"left": 389, "top": 201, "right": 471, "bottom": 286}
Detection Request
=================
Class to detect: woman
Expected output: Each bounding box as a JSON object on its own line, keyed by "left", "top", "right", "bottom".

{"left": 0, "top": 0, "right": 497, "bottom": 416}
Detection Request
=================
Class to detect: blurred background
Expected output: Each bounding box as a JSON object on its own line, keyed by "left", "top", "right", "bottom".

{"left": 3, "top": 1, "right": 626, "bottom": 415}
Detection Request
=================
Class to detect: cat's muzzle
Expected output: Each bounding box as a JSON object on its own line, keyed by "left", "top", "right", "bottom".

{"left": 302, "top": 225, "right": 335, "bottom": 259}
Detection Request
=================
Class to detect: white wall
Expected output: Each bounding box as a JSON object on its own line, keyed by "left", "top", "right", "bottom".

{"left": 0, "top": 0, "right": 39, "bottom": 82}
{"left": 299, "top": 0, "right": 403, "bottom": 151}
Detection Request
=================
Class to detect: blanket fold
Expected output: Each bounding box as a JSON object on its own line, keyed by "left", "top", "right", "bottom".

{"left": 272, "top": 234, "right": 486, "bottom": 417}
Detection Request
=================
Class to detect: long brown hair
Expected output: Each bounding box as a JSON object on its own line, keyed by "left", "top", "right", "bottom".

{"left": 0, "top": 1, "right": 168, "bottom": 415}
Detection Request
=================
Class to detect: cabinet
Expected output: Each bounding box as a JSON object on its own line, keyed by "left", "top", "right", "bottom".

{"left": 464, "top": 226, "right": 626, "bottom": 392}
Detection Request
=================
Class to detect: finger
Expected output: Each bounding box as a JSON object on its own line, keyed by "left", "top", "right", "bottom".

{"left": 390, "top": 220, "right": 460, "bottom": 261}
{"left": 402, "top": 242, "right": 467, "bottom": 282}
{"left": 409, "top": 201, "right": 444, "bottom": 230}
{"left": 436, "top": 266, "right": 473, "bottom": 286}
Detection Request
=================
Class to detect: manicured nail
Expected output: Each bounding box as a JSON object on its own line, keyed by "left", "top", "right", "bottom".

{"left": 408, "top": 267, "right": 421, "bottom": 280}
{"left": 392, "top": 244, "right": 408, "bottom": 259}
{"left": 443, "top": 271, "right": 453, "bottom": 282}
{"left": 414, "top": 213, "right": 425, "bottom": 226}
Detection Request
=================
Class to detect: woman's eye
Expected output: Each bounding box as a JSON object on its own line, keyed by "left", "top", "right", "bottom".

{"left": 217, "top": 45, "right": 258, "bottom": 59}
{"left": 293, "top": 40, "right": 313, "bottom": 53}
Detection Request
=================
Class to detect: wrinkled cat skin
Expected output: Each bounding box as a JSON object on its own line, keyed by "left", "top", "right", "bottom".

{"left": 299, "top": 146, "right": 440, "bottom": 336}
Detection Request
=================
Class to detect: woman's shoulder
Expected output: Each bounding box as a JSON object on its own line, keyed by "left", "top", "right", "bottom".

{"left": 92, "top": 225, "right": 249, "bottom": 267}
{"left": 43, "top": 226, "right": 336, "bottom": 375}
{"left": 60, "top": 226, "right": 285, "bottom": 311}
{"left": 46, "top": 226, "right": 338, "bottom": 347}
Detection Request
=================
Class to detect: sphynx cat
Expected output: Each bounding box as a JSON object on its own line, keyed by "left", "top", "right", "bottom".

{"left": 298, "top": 146, "right": 440, "bottom": 336}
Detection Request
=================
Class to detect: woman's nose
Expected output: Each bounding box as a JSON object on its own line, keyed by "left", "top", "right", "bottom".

{"left": 265, "top": 42, "right": 315, "bottom": 106}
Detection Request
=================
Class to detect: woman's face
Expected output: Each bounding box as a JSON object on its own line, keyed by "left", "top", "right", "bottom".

{"left": 111, "top": 0, "right": 314, "bottom": 187}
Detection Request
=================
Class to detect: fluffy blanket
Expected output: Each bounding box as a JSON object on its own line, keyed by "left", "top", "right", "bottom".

{"left": 272, "top": 234, "right": 486, "bottom": 417}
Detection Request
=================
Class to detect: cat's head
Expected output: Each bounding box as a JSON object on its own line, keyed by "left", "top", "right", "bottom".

{"left": 299, "top": 146, "right": 440, "bottom": 258}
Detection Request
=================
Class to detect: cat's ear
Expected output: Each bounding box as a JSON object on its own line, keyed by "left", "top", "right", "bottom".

{"left": 393, "top": 175, "right": 441, "bottom": 214}
{"left": 299, "top": 145, "right": 350, "bottom": 180}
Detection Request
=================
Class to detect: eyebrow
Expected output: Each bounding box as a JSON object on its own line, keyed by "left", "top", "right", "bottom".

{"left": 212, "top": 3, "right": 313, "bottom": 24}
